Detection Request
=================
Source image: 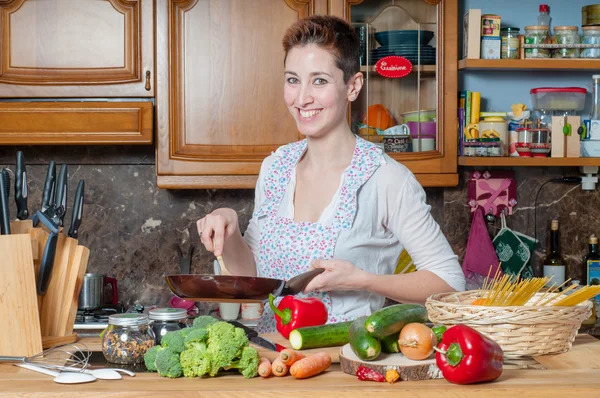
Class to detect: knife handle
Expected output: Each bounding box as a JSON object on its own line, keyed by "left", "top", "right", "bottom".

{"left": 37, "top": 233, "right": 58, "bottom": 295}
{"left": 54, "top": 164, "right": 68, "bottom": 227}
{"left": 41, "top": 161, "right": 56, "bottom": 212}
{"left": 0, "top": 171, "right": 10, "bottom": 235}
{"left": 15, "top": 151, "right": 28, "bottom": 220}
{"left": 68, "top": 180, "right": 84, "bottom": 239}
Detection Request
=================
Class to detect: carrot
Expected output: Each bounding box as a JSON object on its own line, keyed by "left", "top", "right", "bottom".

{"left": 258, "top": 357, "right": 272, "bottom": 378}
{"left": 271, "top": 357, "right": 289, "bottom": 377}
{"left": 289, "top": 352, "right": 332, "bottom": 379}
{"left": 279, "top": 349, "right": 306, "bottom": 366}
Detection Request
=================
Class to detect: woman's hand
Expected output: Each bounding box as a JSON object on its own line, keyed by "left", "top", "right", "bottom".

{"left": 303, "top": 259, "right": 369, "bottom": 293}
{"left": 196, "top": 208, "right": 240, "bottom": 256}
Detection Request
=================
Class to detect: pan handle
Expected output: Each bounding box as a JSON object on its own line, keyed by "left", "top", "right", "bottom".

{"left": 280, "top": 268, "right": 325, "bottom": 296}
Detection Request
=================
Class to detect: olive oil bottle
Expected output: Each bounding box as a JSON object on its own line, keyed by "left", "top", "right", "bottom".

{"left": 582, "top": 234, "right": 600, "bottom": 325}
{"left": 543, "top": 219, "right": 566, "bottom": 287}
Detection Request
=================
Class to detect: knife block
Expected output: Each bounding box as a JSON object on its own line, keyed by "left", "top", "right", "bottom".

{"left": 0, "top": 234, "right": 43, "bottom": 357}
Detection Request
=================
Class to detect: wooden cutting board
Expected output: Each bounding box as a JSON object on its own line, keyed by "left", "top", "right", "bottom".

{"left": 252, "top": 332, "right": 342, "bottom": 363}
{"left": 339, "top": 344, "right": 442, "bottom": 381}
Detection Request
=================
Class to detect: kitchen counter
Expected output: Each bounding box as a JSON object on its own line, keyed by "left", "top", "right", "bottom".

{"left": 1, "top": 334, "right": 599, "bottom": 397}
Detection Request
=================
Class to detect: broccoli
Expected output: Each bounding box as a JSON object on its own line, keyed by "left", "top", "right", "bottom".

{"left": 184, "top": 327, "right": 209, "bottom": 350}
{"left": 155, "top": 347, "right": 183, "bottom": 378}
{"left": 143, "top": 345, "right": 164, "bottom": 372}
{"left": 180, "top": 347, "right": 211, "bottom": 378}
{"left": 205, "top": 321, "right": 249, "bottom": 376}
{"left": 192, "top": 315, "right": 218, "bottom": 329}
{"left": 223, "top": 346, "right": 260, "bottom": 378}
{"left": 161, "top": 330, "right": 185, "bottom": 354}
{"left": 178, "top": 327, "right": 194, "bottom": 339}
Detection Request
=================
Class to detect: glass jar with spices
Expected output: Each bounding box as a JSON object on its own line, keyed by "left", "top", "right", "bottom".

{"left": 501, "top": 27, "right": 520, "bottom": 59}
{"left": 102, "top": 314, "right": 155, "bottom": 365}
{"left": 149, "top": 308, "right": 189, "bottom": 346}
{"left": 524, "top": 26, "right": 551, "bottom": 58}
{"left": 581, "top": 26, "right": 600, "bottom": 59}
{"left": 553, "top": 26, "right": 580, "bottom": 58}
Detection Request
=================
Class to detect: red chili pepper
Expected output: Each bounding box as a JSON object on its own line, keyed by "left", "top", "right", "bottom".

{"left": 435, "top": 324, "right": 504, "bottom": 385}
{"left": 268, "top": 293, "right": 328, "bottom": 339}
{"left": 356, "top": 366, "right": 385, "bottom": 382}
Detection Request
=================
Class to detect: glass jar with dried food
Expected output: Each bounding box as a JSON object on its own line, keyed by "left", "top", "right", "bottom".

{"left": 102, "top": 314, "right": 155, "bottom": 365}
{"left": 501, "top": 27, "right": 520, "bottom": 59}
{"left": 524, "top": 26, "right": 551, "bottom": 58}
{"left": 553, "top": 26, "right": 580, "bottom": 58}
{"left": 581, "top": 26, "right": 600, "bottom": 59}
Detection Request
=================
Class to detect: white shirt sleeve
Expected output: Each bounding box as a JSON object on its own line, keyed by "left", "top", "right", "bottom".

{"left": 386, "top": 172, "right": 466, "bottom": 292}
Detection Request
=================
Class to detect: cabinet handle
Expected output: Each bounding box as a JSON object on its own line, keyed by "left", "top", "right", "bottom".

{"left": 145, "top": 70, "right": 151, "bottom": 91}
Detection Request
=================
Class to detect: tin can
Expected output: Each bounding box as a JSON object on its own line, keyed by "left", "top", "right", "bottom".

{"left": 583, "top": 4, "right": 600, "bottom": 26}
{"left": 481, "top": 14, "right": 501, "bottom": 59}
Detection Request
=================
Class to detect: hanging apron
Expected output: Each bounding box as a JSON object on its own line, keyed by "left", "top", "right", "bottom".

{"left": 255, "top": 136, "right": 382, "bottom": 333}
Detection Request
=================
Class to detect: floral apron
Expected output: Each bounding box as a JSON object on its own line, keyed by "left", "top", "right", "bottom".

{"left": 255, "top": 136, "right": 382, "bottom": 333}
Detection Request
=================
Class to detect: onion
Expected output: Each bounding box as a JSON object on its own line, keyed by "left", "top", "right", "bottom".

{"left": 398, "top": 323, "right": 437, "bottom": 360}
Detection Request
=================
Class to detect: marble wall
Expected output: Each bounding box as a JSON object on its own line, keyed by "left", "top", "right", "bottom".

{"left": 1, "top": 145, "right": 597, "bottom": 306}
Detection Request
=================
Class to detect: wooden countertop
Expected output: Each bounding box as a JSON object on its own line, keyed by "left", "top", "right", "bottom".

{"left": 2, "top": 334, "right": 600, "bottom": 397}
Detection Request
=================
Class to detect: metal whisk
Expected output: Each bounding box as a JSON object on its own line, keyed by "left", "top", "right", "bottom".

{"left": 0, "top": 343, "right": 92, "bottom": 370}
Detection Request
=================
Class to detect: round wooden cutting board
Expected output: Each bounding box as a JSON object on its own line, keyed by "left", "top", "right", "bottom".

{"left": 339, "top": 344, "right": 443, "bottom": 381}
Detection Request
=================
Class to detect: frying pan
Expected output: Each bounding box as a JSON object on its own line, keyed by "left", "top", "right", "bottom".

{"left": 165, "top": 268, "right": 324, "bottom": 303}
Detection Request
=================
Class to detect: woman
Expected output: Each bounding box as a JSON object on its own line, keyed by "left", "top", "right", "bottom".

{"left": 197, "top": 15, "right": 465, "bottom": 333}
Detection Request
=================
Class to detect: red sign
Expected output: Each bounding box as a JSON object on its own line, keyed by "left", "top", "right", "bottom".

{"left": 375, "top": 56, "right": 413, "bottom": 79}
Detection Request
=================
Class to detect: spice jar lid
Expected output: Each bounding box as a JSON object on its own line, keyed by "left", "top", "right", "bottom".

{"left": 554, "top": 26, "right": 579, "bottom": 31}
{"left": 501, "top": 27, "right": 520, "bottom": 32}
{"left": 149, "top": 308, "right": 188, "bottom": 321}
{"left": 480, "top": 112, "right": 507, "bottom": 118}
{"left": 109, "top": 313, "right": 150, "bottom": 326}
{"left": 525, "top": 25, "right": 549, "bottom": 30}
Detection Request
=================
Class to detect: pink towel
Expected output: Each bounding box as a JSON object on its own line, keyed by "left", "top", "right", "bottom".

{"left": 462, "top": 207, "right": 502, "bottom": 278}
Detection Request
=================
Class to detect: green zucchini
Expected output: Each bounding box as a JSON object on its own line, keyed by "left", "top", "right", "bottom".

{"left": 348, "top": 316, "right": 381, "bottom": 361}
{"left": 288, "top": 321, "right": 352, "bottom": 350}
{"left": 364, "top": 304, "right": 428, "bottom": 338}
{"left": 380, "top": 332, "right": 400, "bottom": 353}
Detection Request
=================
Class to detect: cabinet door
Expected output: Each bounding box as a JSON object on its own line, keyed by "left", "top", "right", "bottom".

{"left": 156, "top": 0, "right": 321, "bottom": 189}
{"left": 0, "top": 0, "right": 154, "bottom": 97}
{"left": 335, "top": 0, "right": 457, "bottom": 186}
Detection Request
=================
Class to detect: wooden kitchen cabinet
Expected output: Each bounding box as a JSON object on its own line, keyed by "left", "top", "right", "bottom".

{"left": 156, "top": 0, "right": 457, "bottom": 188}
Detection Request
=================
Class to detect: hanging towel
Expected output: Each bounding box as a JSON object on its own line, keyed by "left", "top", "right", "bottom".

{"left": 462, "top": 207, "right": 502, "bottom": 279}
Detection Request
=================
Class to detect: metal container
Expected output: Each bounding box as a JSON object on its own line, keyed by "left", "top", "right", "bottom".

{"left": 583, "top": 5, "right": 600, "bottom": 26}
{"left": 78, "top": 273, "right": 118, "bottom": 310}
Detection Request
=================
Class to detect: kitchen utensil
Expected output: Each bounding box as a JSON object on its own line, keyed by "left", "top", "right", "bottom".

{"left": 1, "top": 343, "right": 91, "bottom": 368}
{"left": 0, "top": 169, "right": 11, "bottom": 235}
{"left": 41, "top": 161, "right": 56, "bottom": 213}
{"left": 78, "top": 273, "right": 119, "bottom": 310}
{"left": 16, "top": 364, "right": 97, "bottom": 384}
{"left": 227, "top": 320, "right": 285, "bottom": 352}
{"left": 175, "top": 243, "right": 193, "bottom": 274}
{"left": 169, "top": 295, "right": 197, "bottom": 312}
{"left": 37, "top": 233, "right": 58, "bottom": 295}
{"left": 68, "top": 180, "right": 84, "bottom": 239}
{"left": 106, "top": 368, "right": 135, "bottom": 377}
{"left": 400, "top": 109, "right": 436, "bottom": 122}
{"left": 25, "top": 362, "right": 122, "bottom": 380}
{"left": 165, "top": 268, "right": 325, "bottom": 303}
{"left": 53, "top": 164, "right": 68, "bottom": 227}
{"left": 15, "top": 151, "right": 29, "bottom": 220}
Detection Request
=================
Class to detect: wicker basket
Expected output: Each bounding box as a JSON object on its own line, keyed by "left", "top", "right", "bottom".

{"left": 425, "top": 290, "right": 593, "bottom": 359}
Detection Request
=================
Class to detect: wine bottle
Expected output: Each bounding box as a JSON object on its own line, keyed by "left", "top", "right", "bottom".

{"left": 543, "top": 219, "right": 566, "bottom": 287}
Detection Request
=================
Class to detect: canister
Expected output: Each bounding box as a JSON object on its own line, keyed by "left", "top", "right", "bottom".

{"left": 508, "top": 110, "right": 531, "bottom": 157}
{"left": 501, "top": 27, "right": 520, "bottom": 59}
{"left": 553, "top": 26, "right": 580, "bottom": 58}
{"left": 583, "top": 4, "right": 600, "bottom": 26}
{"left": 581, "top": 26, "right": 600, "bottom": 58}
{"left": 479, "top": 112, "right": 508, "bottom": 156}
{"left": 481, "top": 14, "right": 501, "bottom": 59}
{"left": 524, "top": 26, "right": 551, "bottom": 58}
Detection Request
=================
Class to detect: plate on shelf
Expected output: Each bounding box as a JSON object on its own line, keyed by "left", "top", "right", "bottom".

{"left": 374, "top": 30, "right": 435, "bottom": 47}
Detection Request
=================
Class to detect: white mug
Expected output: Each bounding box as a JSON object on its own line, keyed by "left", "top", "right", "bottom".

{"left": 241, "top": 303, "right": 264, "bottom": 320}
{"left": 218, "top": 302, "right": 241, "bottom": 320}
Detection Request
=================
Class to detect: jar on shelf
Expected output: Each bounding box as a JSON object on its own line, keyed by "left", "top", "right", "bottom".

{"left": 479, "top": 112, "right": 508, "bottom": 156}
{"left": 481, "top": 138, "right": 502, "bottom": 156}
{"left": 501, "top": 27, "right": 520, "bottom": 59}
{"left": 553, "top": 26, "right": 580, "bottom": 58}
{"left": 581, "top": 26, "right": 600, "bottom": 59}
{"left": 149, "top": 308, "right": 189, "bottom": 345}
{"left": 463, "top": 140, "right": 480, "bottom": 156}
{"left": 102, "top": 314, "right": 155, "bottom": 365}
{"left": 524, "top": 26, "right": 551, "bottom": 58}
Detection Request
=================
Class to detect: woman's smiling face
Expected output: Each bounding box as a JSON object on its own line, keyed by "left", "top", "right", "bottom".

{"left": 284, "top": 44, "right": 358, "bottom": 138}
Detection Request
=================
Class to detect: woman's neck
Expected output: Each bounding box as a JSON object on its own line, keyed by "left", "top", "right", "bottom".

{"left": 302, "top": 128, "right": 357, "bottom": 171}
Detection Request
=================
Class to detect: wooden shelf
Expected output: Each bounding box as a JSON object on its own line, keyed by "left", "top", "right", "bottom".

{"left": 361, "top": 65, "right": 436, "bottom": 75}
{"left": 458, "top": 156, "right": 600, "bottom": 167}
{"left": 458, "top": 58, "right": 600, "bottom": 71}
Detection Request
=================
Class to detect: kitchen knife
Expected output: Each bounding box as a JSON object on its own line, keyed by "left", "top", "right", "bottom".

{"left": 54, "top": 164, "right": 68, "bottom": 227}
{"left": 227, "top": 320, "right": 285, "bottom": 352}
{"left": 68, "top": 179, "right": 84, "bottom": 239}
{"left": 41, "top": 161, "right": 56, "bottom": 213}
{"left": 34, "top": 210, "right": 60, "bottom": 235}
{"left": 37, "top": 232, "right": 58, "bottom": 295}
{"left": 0, "top": 170, "right": 10, "bottom": 235}
{"left": 15, "top": 151, "right": 29, "bottom": 220}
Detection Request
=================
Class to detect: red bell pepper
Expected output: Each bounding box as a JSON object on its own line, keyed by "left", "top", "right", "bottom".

{"left": 434, "top": 324, "right": 503, "bottom": 385}
{"left": 268, "top": 293, "right": 327, "bottom": 338}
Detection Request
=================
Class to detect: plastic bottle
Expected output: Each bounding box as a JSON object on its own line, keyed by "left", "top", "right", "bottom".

{"left": 537, "top": 4, "right": 551, "bottom": 30}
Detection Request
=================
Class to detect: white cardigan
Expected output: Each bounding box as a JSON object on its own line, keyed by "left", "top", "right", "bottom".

{"left": 241, "top": 149, "right": 465, "bottom": 320}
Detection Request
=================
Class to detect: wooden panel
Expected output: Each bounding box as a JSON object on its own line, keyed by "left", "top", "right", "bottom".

{"left": 156, "top": 0, "right": 316, "bottom": 179}
{"left": 459, "top": 58, "right": 600, "bottom": 71}
{"left": 0, "top": 101, "right": 153, "bottom": 144}
{"left": 458, "top": 156, "right": 600, "bottom": 167}
{"left": 0, "top": 0, "right": 154, "bottom": 97}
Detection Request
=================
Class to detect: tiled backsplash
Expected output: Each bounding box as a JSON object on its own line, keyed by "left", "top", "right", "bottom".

{"left": 2, "top": 146, "right": 598, "bottom": 306}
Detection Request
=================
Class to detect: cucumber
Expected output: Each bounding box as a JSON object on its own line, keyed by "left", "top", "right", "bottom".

{"left": 364, "top": 304, "right": 428, "bottom": 338}
{"left": 380, "top": 332, "right": 400, "bottom": 353}
{"left": 348, "top": 316, "right": 381, "bottom": 361}
{"left": 288, "top": 321, "right": 352, "bottom": 350}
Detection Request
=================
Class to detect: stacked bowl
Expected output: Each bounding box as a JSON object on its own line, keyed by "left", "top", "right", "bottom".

{"left": 370, "top": 30, "right": 436, "bottom": 65}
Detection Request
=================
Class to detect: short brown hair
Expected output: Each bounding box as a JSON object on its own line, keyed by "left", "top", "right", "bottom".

{"left": 282, "top": 15, "right": 360, "bottom": 83}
